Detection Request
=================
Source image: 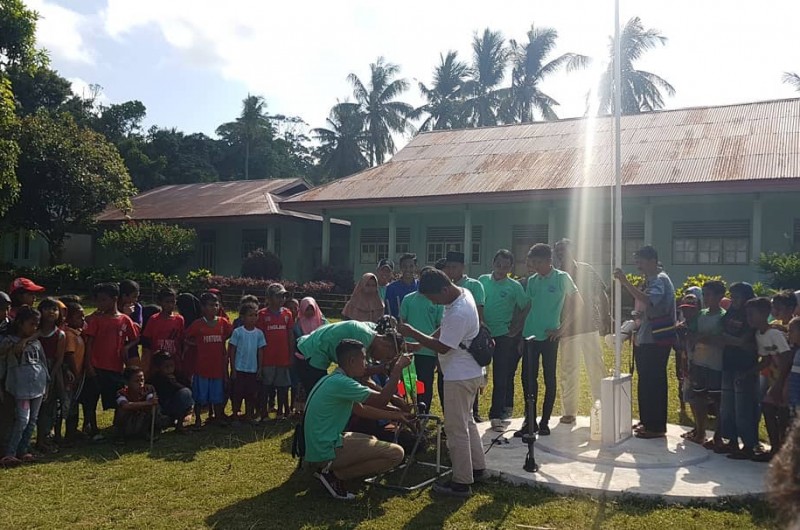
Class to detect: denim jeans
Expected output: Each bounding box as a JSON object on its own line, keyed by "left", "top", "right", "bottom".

{"left": 489, "top": 335, "right": 521, "bottom": 420}
{"left": 720, "top": 369, "right": 758, "bottom": 449}
{"left": 6, "top": 396, "right": 44, "bottom": 457}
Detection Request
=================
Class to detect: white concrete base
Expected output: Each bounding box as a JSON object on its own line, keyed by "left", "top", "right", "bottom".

{"left": 479, "top": 416, "right": 768, "bottom": 502}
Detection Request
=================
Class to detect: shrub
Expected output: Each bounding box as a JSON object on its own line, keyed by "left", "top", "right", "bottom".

{"left": 184, "top": 269, "right": 212, "bottom": 292}
{"left": 758, "top": 253, "right": 800, "bottom": 290}
{"left": 675, "top": 274, "right": 726, "bottom": 299}
{"left": 99, "top": 221, "right": 196, "bottom": 274}
{"left": 312, "top": 266, "right": 354, "bottom": 294}
{"left": 206, "top": 275, "right": 297, "bottom": 293}
{"left": 752, "top": 281, "right": 776, "bottom": 298}
{"left": 299, "top": 281, "right": 335, "bottom": 295}
{"left": 241, "top": 249, "right": 282, "bottom": 280}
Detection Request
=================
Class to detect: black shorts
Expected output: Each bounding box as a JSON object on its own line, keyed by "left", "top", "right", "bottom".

{"left": 85, "top": 369, "right": 126, "bottom": 410}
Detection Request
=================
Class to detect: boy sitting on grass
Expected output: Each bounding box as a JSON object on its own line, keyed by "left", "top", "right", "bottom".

{"left": 114, "top": 366, "right": 160, "bottom": 443}
{"left": 148, "top": 351, "right": 194, "bottom": 434}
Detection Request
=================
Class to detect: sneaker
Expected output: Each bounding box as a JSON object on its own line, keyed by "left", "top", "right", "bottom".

{"left": 538, "top": 422, "right": 551, "bottom": 436}
{"left": 432, "top": 480, "right": 472, "bottom": 498}
{"left": 501, "top": 407, "right": 513, "bottom": 420}
{"left": 490, "top": 419, "right": 505, "bottom": 432}
{"left": 727, "top": 447, "right": 754, "bottom": 460}
{"left": 751, "top": 450, "right": 774, "bottom": 463}
{"left": 513, "top": 422, "right": 539, "bottom": 437}
{"left": 559, "top": 415, "right": 576, "bottom": 425}
{"left": 473, "top": 414, "right": 486, "bottom": 424}
{"left": 314, "top": 470, "right": 355, "bottom": 500}
{"left": 472, "top": 469, "right": 489, "bottom": 483}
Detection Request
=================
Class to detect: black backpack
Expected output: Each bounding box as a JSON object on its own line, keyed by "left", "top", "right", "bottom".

{"left": 461, "top": 324, "right": 495, "bottom": 367}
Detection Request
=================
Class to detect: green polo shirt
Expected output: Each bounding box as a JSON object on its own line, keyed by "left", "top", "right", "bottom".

{"left": 297, "top": 321, "right": 376, "bottom": 370}
{"left": 457, "top": 276, "right": 485, "bottom": 306}
{"left": 378, "top": 284, "right": 387, "bottom": 302}
{"left": 479, "top": 274, "right": 528, "bottom": 337}
{"left": 303, "top": 370, "right": 372, "bottom": 462}
{"left": 522, "top": 268, "right": 578, "bottom": 341}
{"left": 399, "top": 291, "right": 444, "bottom": 358}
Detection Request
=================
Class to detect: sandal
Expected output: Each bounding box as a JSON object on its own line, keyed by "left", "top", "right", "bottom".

{"left": 680, "top": 429, "right": 696, "bottom": 440}
{"left": 702, "top": 439, "right": 716, "bottom": 450}
{"left": 1, "top": 455, "right": 21, "bottom": 467}
{"left": 635, "top": 430, "right": 666, "bottom": 439}
{"left": 19, "top": 453, "right": 36, "bottom": 463}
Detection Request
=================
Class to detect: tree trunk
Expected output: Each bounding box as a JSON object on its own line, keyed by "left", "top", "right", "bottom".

{"left": 244, "top": 141, "right": 250, "bottom": 180}
{"left": 47, "top": 235, "right": 65, "bottom": 266}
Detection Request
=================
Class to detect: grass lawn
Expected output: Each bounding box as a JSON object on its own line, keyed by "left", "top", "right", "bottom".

{"left": 0, "top": 308, "right": 779, "bottom": 529}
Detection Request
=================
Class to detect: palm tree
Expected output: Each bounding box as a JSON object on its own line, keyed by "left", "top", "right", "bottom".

{"left": 412, "top": 51, "right": 470, "bottom": 131}
{"left": 598, "top": 17, "right": 675, "bottom": 115}
{"left": 348, "top": 57, "right": 414, "bottom": 166}
{"left": 312, "top": 102, "right": 369, "bottom": 179}
{"left": 504, "top": 24, "right": 589, "bottom": 123}
{"left": 215, "top": 94, "right": 272, "bottom": 179}
{"left": 783, "top": 72, "right": 800, "bottom": 92}
{"left": 462, "top": 29, "right": 509, "bottom": 127}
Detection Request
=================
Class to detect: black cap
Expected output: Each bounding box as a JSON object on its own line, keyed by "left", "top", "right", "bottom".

{"left": 377, "top": 258, "right": 394, "bottom": 271}
{"left": 434, "top": 258, "right": 447, "bottom": 270}
{"left": 445, "top": 251, "right": 465, "bottom": 264}
{"left": 0, "top": 291, "right": 9, "bottom": 305}
{"left": 634, "top": 245, "right": 658, "bottom": 261}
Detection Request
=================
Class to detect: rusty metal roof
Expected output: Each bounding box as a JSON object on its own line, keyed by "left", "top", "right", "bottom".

{"left": 286, "top": 98, "right": 800, "bottom": 210}
{"left": 97, "top": 178, "right": 346, "bottom": 224}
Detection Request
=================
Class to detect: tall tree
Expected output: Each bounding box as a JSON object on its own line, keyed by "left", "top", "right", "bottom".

{"left": 5, "top": 65, "right": 72, "bottom": 115}
{"left": 505, "top": 24, "right": 589, "bottom": 123}
{"left": 6, "top": 112, "right": 135, "bottom": 262}
{"left": 598, "top": 17, "right": 675, "bottom": 115}
{"left": 348, "top": 57, "right": 414, "bottom": 165}
{"left": 216, "top": 95, "right": 273, "bottom": 179}
{"left": 462, "top": 29, "right": 509, "bottom": 127}
{"left": 0, "top": 77, "right": 19, "bottom": 215}
{"left": 413, "top": 51, "right": 470, "bottom": 131}
{"left": 312, "top": 102, "right": 368, "bottom": 180}
{"left": 783, "top": 72, "right": 800, "bottom": 93}
{"left": 0, "top": 0, "right": 44, "bottom": 72}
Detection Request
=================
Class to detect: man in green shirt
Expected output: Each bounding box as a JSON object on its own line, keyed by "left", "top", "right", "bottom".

{"left": 479, "top": 249, "right": 531, "bottom": 431}
{"left": 400, "top": 286, "right": 444, "bottom": 413}
{"left": 517, "top": 244, "right": 582, "bottom": 437}
{"left": 304, "top": 339, "right": 412, "bottom": 500}
{"left": 296, "top": 320, "right": 402, "bottom": 394}
{"left": 376, "top": 259, "right": 394, "bottom": 303}
{"left": 441, "top": 251, "right": 487, "bottom": 422}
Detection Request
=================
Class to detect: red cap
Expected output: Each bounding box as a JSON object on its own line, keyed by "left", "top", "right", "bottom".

{"left": 9, "top": 277, "right": 45, "bottom": 295}
{"left": 207, "top": 288, "right": 221, "bottom": 295}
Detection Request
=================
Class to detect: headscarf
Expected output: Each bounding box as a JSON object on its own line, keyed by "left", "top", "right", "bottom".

{"left": 176, "top": 293, "right": 202, "bottom": 329}
{"left": 686, "top": 286, "right": 703, "bottom": 308}
{"left": 342, "top": 273, "right": 385, "bottom": 323}
{"left": 299, "top": 297, "right": 324, "bottom": 335}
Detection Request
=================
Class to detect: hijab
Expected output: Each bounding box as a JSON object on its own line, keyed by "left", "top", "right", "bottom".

{"left": 342, "top": 273, "right": 385, "bottom": 323}
{"left": 176, "top": 293, "right": 202, "bottom": 329}
{"left": 298, "top": 297, "right": 325, "bottom": 335}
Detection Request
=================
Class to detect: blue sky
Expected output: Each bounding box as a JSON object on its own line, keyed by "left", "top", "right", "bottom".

{"left": 29, "top": 0, "right": 800, "bottom": 146}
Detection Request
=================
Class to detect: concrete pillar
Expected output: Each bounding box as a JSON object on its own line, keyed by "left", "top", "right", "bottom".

{"left": 388, "top": 208, "right": 397, "bottom": 262}
{"left": 752, "top": 195, "right": 762, "bottom": 261}
{"left": 547, "top": 204, "right": 557, "bottom": 245}
{"left": 266, "top": 225, "right": 276, "bottom": 253}
{"left": 322, "top": 210, "right": 331, "bottom": 267}
{"left": 644, "top": 203, "right": 654, "bottom": 246}
{"left": 463, "top": 206, "right": 472, "bottom": 275}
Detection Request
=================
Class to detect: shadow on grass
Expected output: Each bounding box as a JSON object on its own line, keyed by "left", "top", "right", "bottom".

{"left": 34, "top": 420, "right": 295, "bottom": 465}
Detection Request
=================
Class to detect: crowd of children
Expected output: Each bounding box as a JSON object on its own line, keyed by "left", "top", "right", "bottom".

{"left": 0, "top": 276, "right": 326, "bottom": 466}
{"left": 675, "top": 280, "right": 800, "bottom": 461}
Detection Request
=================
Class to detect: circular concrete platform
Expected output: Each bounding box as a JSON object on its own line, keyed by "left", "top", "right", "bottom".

{"left": 478, "top": 417, "right": 768, "bottom": 502}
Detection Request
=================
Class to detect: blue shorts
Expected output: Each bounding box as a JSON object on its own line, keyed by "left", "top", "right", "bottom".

{"left": 192, "top": 376, "right": 225, "bottom": 405}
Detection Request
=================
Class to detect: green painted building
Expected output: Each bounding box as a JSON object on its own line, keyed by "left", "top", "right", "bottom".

{"left": 285, "top": 99, "right": 800, "bottom": 286}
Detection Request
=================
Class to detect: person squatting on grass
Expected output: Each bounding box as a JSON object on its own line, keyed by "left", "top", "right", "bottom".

{"left": 148, "top": 351, "right": 194, "bottom": 434}
{"left": 399, "top": 267, "right": 487, "bottom": 498}
{"left": 303, "top": 339, "right": 410, "bottom": 500}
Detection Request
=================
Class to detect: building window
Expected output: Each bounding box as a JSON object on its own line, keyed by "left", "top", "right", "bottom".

{"left": 359, "top": 227, "right": 411, "bottom": 264}
{"left": 511, "top": 224, "right": 549, "bottom": 276}
{"left": 623, "top": 238, "right": 644, "bottom": 265}
{"left": 11, "top": 230, "right": 30, "bottom": 260}
{"left": 595, "top": 223, "right": 644, "bottom": 266}
{"left": 425, "top": 226, "right": 482, "bottom": 264}
{"left": 199, "top": 230, "right": 216, "bottom": 271}
{"left": 672, "top": 220, "right": 750, "bottom": 265}
{"left": 242, "top": 229, "right": 268, "bottom": 258}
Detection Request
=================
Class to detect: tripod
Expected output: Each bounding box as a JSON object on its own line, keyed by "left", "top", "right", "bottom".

{"left": 521, "top": 338, "right": 539, "bottom": 473}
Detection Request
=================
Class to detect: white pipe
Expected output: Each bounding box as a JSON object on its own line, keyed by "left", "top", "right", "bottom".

{"left": 613, "top": 0, "right": 623, "bottom": 378}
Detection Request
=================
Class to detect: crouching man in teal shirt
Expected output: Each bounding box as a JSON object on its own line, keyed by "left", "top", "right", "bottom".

{"left": 303, "top": 339, "right": 413, "bottom": 500}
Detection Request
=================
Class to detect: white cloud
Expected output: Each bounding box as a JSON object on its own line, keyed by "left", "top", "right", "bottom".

{"left": 28, "top": 0, "right": 94, "bottom": 64}
{"left": 68, "top": 77, "right": 110, "bottom": 106}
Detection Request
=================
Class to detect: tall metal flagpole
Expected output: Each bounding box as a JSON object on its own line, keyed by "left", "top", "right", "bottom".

{"left": 613, "top": 0, "right": 623, "bottom": 379}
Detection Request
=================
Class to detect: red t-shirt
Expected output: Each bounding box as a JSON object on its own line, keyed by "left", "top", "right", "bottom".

{"left": 142, "top": 312, "right": 185, "bottom": 355}
{"left": 85, "top": 314, "right": 139, "bottom": 373}
{"left": 185, "top": 317, "right": 232, "bottom": 379}
{"left": 257, "top": 307, "right": 294, "bottom": 367}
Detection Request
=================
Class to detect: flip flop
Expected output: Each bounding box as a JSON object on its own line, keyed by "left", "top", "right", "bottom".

{"left": 680, "top": 429, "right": 696, "bottom": 440}
{"left": 1, "top": 455, "right": 21, "bottom": 467}
{"left": 19, "top": 453, "right": 36, "bottom": 463}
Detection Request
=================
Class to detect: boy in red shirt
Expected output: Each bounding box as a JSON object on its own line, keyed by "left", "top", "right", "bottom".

{"left": 257, "top": 284, "right": 295, "bottom": 420}
{"left": 141, "top": 288, "right": 184, "bottom": 377}
{"left": 83, "top": 283, "right": 139, "bottom": 441}
{"left": 185, "top": 292, "right": 232, "bottom": 427}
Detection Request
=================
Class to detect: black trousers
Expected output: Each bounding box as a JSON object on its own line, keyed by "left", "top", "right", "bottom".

{"left": 634, "top": 343, "right": 671, "bottom": 433}
{"left": 521, "top": 339, "right": 559, "bottom": 425}
{"left": 297, "top": 359, "right": 327, "bottom": 396}
{"left": 413, "top": 355, "right": 438, "bottom": 413}
{"left": 489, "top": 335, "right": 521, "bottom": 419}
